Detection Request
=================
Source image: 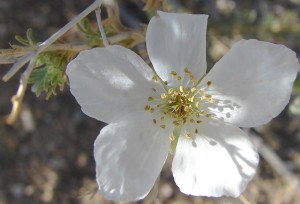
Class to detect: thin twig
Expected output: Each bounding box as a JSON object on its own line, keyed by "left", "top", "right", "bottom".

{"left": 2, "top": 0, "right": 103, "bottom": 82}
{"left": 0, "top": 32, "right": 137, "bottom": 64}
{"left": 4, "top": 0, "right": 104, "bottom": 124}
{"left": 6, "top": 55, "right": 37, "bottom": 125}
{"left": 95, "top": 7, "right": 109, "bottom": 47}
{"left": 37, "top": 0, "right": 102, "bottom": 50}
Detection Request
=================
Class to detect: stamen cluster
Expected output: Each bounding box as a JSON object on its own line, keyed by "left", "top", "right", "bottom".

{"left": 144, "top": 68, "right": 215, "bottom": 139}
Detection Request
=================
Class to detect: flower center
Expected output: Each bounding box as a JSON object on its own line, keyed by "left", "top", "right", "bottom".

{"left": 159, "top": 86, "right": 200, "bottom": 125}
{"left": 144, "top": 67, "right": 214, "bottom": 140}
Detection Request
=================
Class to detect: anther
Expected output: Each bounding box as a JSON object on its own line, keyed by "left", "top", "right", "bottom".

{"left": 169, "top": 134, "right": 176, "bottom": 141}
{"left": 185, "top": 133, "right": 191, "bottom": 139}
{"left": 170, "top": 71, "right": 177, "bottom": 76}
{"left": 179, "top": 86, "right": 184, "bottom": 92}
{"left": 173, "top": 121, "right": 180, "bottom": 126}
{"left": 188, "top": 96, "right": 194, "bottom": 102}
{"left": 148, "top": 96, "right": 154, "bottom": 101}
{"left": 168, "top": 88, "right": 174, "bottom": 94}
{"left": 191, "top": 79, "right": 197, "bottom": 84}
{"left": 190, "top": 87, "right": 196, "bottom": 93}
{"left": 160, "top": 125, "right": 166, "bottom": 129}
{"left": 161, "top": 93, "right": 168, "bottom": 99}
{"left": 184, "top": 67, "right": 191, "bottom": 73}
{"left": 195, "top": 128, "right": 199, "bottom": 134}
{"left": 152, "top": 88, "right": 157, "bottom": 92}
{"left": 176, "top": 76, "right": 182, "bottom": 80}
{"left": 152, "top": 75, "right": 158, "bottom": 82}
{"left": 144, "top": 105, "right": 151, "bottom": 111}
{"left": 207, "top": 81, "right": 212, "bottom": 86}
{"left": 153, "top": 119, "right": 157, "bottom": 124}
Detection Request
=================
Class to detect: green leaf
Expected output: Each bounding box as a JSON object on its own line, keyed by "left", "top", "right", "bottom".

{"left": 29, "top": 52, "right": 69, "bottom": 99}
{"left": 15, "top": 35, "right": 29, "bottom": 46}
{"left": 293, "top": 74, "right": 300, "bottom": 94}
{"left": 289, "top": 95, "right": 300, "bottom": 115}
{"left": 26, "top": 28, "right": 36, "bottom": 46}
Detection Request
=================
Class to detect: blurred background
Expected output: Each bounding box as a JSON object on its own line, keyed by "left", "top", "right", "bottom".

{"left": 0, "top": 0, "right": 300, "bottom": 203}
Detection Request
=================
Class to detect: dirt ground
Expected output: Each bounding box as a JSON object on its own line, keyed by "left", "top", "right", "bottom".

{"left": 1, "top": 0, "right": 300, "bottom": 204}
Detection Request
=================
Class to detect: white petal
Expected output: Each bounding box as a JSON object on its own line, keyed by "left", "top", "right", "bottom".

{"left": 201, "top": 39, "right": 299, "bottom": 127}
{"left": 172, "top": 120, "right": 259, "bottom": 197}
{"left": 94, "top": 111, "right": 171, "bottom": 201}
{"left": 66, "top": 45, "right": 157, "bottom": 123}
{"left": 146, "top": 11, "right": 208, "bottom": 85}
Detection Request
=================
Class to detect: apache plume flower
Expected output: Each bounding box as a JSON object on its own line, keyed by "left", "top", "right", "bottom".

{"left": 66, "top": 11, "right": 299, "bottom": 201}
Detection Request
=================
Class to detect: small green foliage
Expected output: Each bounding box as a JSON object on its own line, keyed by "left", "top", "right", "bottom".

{"left": 293, "top": 74, "right": 300, "bottom": 94}
{"left": 77, "top": 18, "right": 102, "bottom": 47}
{"left": 118, "top": 38, "right": 135, "bottom": 48}
{"left": 15, "top": 28, "right": 36, "bottom": 46}
{"left": 29, "top": 52, "right": 69, "bottom": 99}
{"left": 289, "top": 95, "right": 300, "bottom": 115}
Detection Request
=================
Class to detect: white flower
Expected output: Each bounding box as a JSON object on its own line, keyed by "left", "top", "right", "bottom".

{"left": 66, "top": 11, "right": 299, "bottom": 201}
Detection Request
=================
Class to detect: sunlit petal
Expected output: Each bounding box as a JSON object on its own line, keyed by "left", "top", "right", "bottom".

{"left": 201, "top": 39, "right": 299, "bottom": 127}
{"left": 146, "top": 11, "right": 208, "bottom": 86}
{"left": 66, "top": 45, "right": 158, "bottom": 123}
{"left": 172, "top": 120, "right": 258, "bottom": 197}
{"left": 94, "top": 111, "right": 171, "bottom": 201}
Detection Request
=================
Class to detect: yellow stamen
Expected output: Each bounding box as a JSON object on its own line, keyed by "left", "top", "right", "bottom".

{"left": 190, "top": 87, "right": 196, "bottom": 93}
{"left": 169, "top": 134, "right": 176, "bottom": 141}
{"left": 184, "top": 67, "right": 191, "bottom": 73}
{"left": 170, "top": 71, "right": 177, "bottom": 76}
{"left": 185, "top": 133, "right": 191, "bottom": 139}
{"left": 179, "top": 86, "right": 184, "bottom": 92}
{"left": 168, "top": 88, "right": 174, "bottom": 94}
{"left": 145, "top": 70, "right": 215, "bottom": 133}
{"left": 152, "top": 75, "right": 158, "bottom": 82}
{"left": 148, "top": 96, "right": 154, "bottom": 101}
{"left": 161, "top": 93, "right": 168, "bottom": 99}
